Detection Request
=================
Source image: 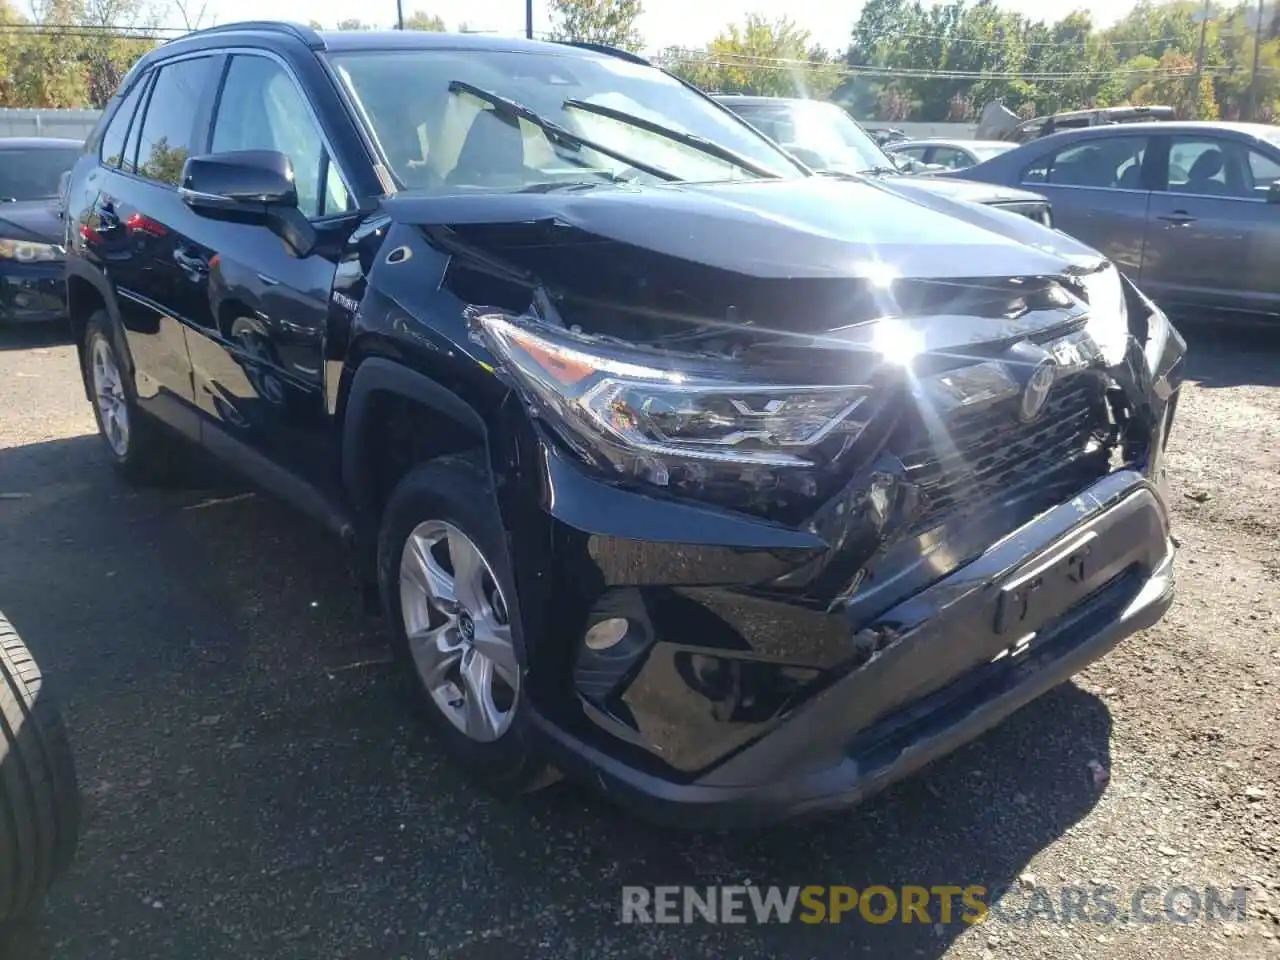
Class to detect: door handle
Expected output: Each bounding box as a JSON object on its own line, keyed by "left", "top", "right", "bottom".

{"left": 1157, "top": 211, "right": 1196, "bottom": 225}
{"left": 173, "top": 248, "right": 208, "bottom": 278}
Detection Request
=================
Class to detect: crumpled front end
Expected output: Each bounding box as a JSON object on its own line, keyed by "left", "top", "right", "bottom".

{"left": 423, "top": 188, "right": 1184, "bottom": 821}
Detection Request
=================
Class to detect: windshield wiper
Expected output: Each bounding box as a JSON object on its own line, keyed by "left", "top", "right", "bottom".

{"left": 446, "top": 81, "right": 680, "bottom": 183}
{"left": 562, "top": 99, "right": 782, "bottom": 180}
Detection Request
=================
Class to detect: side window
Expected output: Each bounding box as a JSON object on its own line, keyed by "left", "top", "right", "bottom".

{"left": 1248, "top": 146, "right": 1280, "bottom": 197}
{"left": 1024, "top": 137, "right": 1146, "bottom": 189}
{"left": 135, "top": 57, "right": 217, "bottom": 186}
{"left": 1167, "top": 136, "right": 1253, "bottom": 198}
{"left": 930, "top": 147, "right": 971, "bottom": 169}
{"left": 211, "top": 55, "right": 352, "bottom": 219}
{"left": 99, "top": 79, "right": 146, "bottom": 169}
{"left": 897, "top": 146, "right": 928, "bottom": 161}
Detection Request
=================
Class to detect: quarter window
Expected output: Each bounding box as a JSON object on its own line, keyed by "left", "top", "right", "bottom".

{"left": 99, "top": 79, "right": 146, "bottom": 169}
{"left": 1023, "top": 136, "right": 1147, "bottom": 189}
{"left": 211, "top": 55, "right": 351, "bottom": 218}
{"left": 134, "top": 56, "right": 217, "bottom": 185}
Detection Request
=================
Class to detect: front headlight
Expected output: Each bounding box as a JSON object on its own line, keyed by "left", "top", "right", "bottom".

{"left": 0, "top": 239, "right": 64, "bottom": 262}
{"left": 472, "top": 310, "right": 875, "bottom": 491}
{"left": 1077, "top": 262, "right": 1129, "bottom": 366}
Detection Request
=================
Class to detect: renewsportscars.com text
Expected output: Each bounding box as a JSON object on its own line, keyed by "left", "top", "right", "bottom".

{"left": 620, "top": 884, "right": 1249, "bottom": 926}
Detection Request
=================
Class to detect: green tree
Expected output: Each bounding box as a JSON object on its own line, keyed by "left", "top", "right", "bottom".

{"left": 663, "top": 15, "right": 842, "bottom": 99}
{"left": 547, "top": 0, "right": 644, "bottom": 52}
{"left": 336, "top": 18, "right": 374, "bottom": 30}
{"left": 404, "top": 10, "right": 446, "bottom": 30}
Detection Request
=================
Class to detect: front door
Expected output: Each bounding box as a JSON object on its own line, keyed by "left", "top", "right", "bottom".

{"left": 180, "top": 52, "right": 357, "bottom": 490}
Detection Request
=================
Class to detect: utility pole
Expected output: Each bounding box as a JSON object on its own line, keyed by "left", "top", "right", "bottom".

{"left": 396, "top": 0, "right": 404, "bottom": 29}
{"left": 1247, "top": 0, "right": 1265, "bottom": 120}
{"left": 525, "top": 0, "right": 533, "bottom": 38}
{"left": 1190, "top": 0, "right": 1211, "bottom": 118}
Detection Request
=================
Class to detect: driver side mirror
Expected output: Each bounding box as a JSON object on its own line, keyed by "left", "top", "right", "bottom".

{"left": 180, "top": 150, "right": 314, "bottom": 256}
{"left": 1268, "top": 180, "right": 1280, "bottom": 205}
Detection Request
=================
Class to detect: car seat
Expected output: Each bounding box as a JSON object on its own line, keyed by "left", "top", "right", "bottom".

{"left": 1186, "top": 149, "right": 1227, "bottom": 194}
{"left": 445, "top": 108, "right": 536, "bottom": 187}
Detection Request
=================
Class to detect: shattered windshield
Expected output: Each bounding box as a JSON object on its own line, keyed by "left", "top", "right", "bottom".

{"left": 329, "top": 48, "right": 804, "bottom": 192}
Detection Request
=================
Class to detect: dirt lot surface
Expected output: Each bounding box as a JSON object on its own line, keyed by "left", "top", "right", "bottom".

{"left": 0, "top": 324, "right": 1277, "bottom": 960}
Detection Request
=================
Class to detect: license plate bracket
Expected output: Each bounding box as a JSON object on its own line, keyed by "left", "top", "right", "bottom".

{"left": 995, "top": 531, "right": 1098, "bottom": 635}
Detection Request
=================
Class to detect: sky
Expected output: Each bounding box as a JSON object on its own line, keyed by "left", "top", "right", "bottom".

{"left": 163, "top": 0, "right": 1128, "bottom": 53}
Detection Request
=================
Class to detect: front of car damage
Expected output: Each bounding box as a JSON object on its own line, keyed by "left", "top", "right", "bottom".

{"left": 378, "top": 169, "right": 1183, "bottom": 826}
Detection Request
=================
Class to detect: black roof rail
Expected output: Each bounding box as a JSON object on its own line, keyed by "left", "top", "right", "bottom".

{"left": 556, "top": 41, "right": 650, "bottom": 66}
{"left": 173, "top": 20, "right": 325, "bottom": 50}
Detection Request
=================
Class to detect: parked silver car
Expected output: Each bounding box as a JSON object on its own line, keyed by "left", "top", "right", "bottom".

{"left": 885, "top": 138, "right": 1017, "bottom": 171}
{"left": 951, "top": 121, "right": 1280, "bottom": 320}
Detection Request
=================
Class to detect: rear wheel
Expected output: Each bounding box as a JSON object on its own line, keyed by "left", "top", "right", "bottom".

{"left": 83, "top": 310, "right": 184, "bottom": 484}
{"left": 0, "top": 612, "right": 80, "bottom": 929}
{"left": 377, "top": 456, "right": 556, "bottom": 795}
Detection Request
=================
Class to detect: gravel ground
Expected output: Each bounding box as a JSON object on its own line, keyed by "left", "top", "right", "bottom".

{"left": 0, "top": 323, "right": 1276, "bottom": 960}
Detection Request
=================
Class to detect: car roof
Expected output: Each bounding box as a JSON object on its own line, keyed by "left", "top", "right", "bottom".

{"left": 1025, "top": 120, "right": 1280, "bottom": 146}
{"left": 888, "top": 139, "right": 1013, "bottom": 149}
{"left": 0, "top": 137, "right": 83, "bottom": 150}
{"left": 145, "top": 22, "right": 621, "bottom": 69}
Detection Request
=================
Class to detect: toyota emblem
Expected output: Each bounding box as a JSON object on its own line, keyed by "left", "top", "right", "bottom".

{"left": 1017, "top": 358, "right": 1057, "bottom": 422}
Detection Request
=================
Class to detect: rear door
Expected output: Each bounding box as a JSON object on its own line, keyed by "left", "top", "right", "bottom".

{"left": 87, "top": 54, "right": 223, "bottom": 436}
{"left": 1142, "top": 133, "right": 1280, "bottom": 318}
{"left": 1017, "top": 134, "right": 1154, "bottom": 275}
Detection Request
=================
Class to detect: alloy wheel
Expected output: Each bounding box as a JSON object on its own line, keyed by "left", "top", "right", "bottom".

{"left": 90, "top": 336, "right": 130, "bottom": 458}
{"left": 399, "top": 520, "right": 520, "bottom": 742}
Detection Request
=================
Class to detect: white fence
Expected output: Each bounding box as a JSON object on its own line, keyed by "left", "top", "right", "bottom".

{"left": 0, "top": 108, "right": 101, "bottom": 140}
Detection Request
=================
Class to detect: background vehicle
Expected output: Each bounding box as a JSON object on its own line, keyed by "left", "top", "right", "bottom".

{"left": 866, "top": 124, "right": 909, "bottom": 146}
{"left": 0, "top": 138, "right": 80, "bottom": 325}
{"left": 885, "top": 137, "right": 1016, "bottom": 171}
{"left": 64, "top": 24, "right": 1180, "bottom": 826}
{"left": 952, "top": 120, "right": 1280, "bottom": 321}
{"left": 715, "top": 95, "right": 1054, "bottom": 225}
{"left": 0, "top": 611, "right": 80, "bottom": 933}
{"left": 978, "top": 102, "right": 1177, "bottom": 144}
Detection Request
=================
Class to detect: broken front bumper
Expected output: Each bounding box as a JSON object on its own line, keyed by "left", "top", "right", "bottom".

{"left": 529, "top": 468, "right": 1175, "bottom": 827}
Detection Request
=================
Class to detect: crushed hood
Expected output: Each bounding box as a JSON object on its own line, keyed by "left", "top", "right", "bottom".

{"left": 383, "top": 176, "right": 1099, "bottom": 283}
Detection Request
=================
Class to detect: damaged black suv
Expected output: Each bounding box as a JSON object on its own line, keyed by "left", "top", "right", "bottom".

{"left": 63, "top": 23, "right": 1185, "bottom": 825}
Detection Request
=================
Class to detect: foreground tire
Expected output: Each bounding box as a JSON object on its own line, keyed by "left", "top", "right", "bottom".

{"left": 0, "top": 613, "right": 79, "bottom": 926}
{"left": 82, "top": 310, "right": 183, "bottom": 484}
{"left": 377, "top": 456, "right": 556, "bottom": 795}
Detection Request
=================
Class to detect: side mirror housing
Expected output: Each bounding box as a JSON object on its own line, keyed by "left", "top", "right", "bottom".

{"left": 180, "top": 150, "right": 315, "bottom": 256}
{"left": 1267, "top": 180, "right": 1280, "bottom": 205}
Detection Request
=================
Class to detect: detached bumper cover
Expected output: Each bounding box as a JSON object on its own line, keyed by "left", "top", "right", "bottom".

{"left": 530, "top": 469, "right": 1174, "bottom": 827}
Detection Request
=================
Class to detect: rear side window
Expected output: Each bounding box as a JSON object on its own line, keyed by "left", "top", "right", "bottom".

{"left": 99, "top": 79, "right": 147, "bottom": 169}
{"left": 134, "top": 56, "right": 217, "bottom": 186}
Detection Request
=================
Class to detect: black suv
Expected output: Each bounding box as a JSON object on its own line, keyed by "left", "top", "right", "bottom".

{"left": 64, "top": 22, "right": 1185, "bottom": 826}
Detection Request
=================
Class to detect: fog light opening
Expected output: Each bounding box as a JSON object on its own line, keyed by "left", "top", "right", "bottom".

{"left": 584, "top": 617, "right": 630, "bottom": 651}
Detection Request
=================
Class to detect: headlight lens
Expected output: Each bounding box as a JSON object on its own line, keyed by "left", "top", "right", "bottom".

{"left": 474, "top": 311, "right": 875, "bottom": 484}
{"left": 1077, "top": 262, "right": 1129, "bottom": 366}
{"left": 0, "top": 239, "right": 64, "bottom": 262}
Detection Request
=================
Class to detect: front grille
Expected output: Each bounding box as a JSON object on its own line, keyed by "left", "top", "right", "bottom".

{"left": 898, "top": 373, "right": 1110, "bottom": 533}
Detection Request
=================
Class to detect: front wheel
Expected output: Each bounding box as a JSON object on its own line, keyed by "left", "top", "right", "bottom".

{"left": 377, "top": 456, "right": 556, "bottom": 795}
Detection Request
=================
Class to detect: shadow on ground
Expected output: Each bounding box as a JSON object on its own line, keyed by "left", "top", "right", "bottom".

{"left": 0, "top": 325, "right": 71, "bottom": 354}
{"left": 0, "top": 434, "right": 1114, "bottom": 960}
{"left": 1176, "top": 319, "right": 1280, "bottom": 390}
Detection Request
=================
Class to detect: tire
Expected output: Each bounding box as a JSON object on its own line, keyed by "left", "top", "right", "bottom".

{"left": 82, "top": 310, "right": 184, "bottom": 485}
{"left": 377, "top": 455, "right": 557, "bottom": 795}
{"left": 0, "top": 613, "right": 80, "bottom": 927}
